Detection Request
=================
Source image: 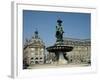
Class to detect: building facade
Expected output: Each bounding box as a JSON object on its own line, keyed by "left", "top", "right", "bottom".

{"left": 64, "top": 38, "right": 91, "bottom": 64}
{"left": 23, "top": 31, "right": 45, "bottom": 68}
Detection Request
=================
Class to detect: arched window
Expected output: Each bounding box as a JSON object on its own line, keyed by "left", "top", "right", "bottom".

{"left": 31, "top": 57, "right": 34, "bottom": 60}
{"left": 40, "top": 57, "right": 42, "bottom": 59}
{"left": 35, "top": 57, "right": 38, "bottom": 60}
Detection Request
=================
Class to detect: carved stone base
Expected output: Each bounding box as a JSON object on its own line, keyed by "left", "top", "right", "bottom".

{"left": 58, "top": 52, "right": 68, "bottom": 64}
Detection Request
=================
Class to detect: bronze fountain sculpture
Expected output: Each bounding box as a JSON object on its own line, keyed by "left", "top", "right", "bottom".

{"left": 46, "top": 19, "right": 73, "bottom": 64}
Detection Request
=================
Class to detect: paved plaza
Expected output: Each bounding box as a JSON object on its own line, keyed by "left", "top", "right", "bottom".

{"left": 27, "top": 63, "right": 90, "bottom": 69}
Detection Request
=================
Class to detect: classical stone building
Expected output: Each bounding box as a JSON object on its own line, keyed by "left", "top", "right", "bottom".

{"left": 23, "top": 31, "right": 45, "bottom": 68}
{"left": 63, "top": 37, "right": 91, "bottom": 64}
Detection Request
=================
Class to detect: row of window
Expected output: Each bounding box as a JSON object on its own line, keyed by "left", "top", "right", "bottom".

{"left": 31, "top": 57, "right": 43, "bottom": 60}
{"left": 64, "top": 41, "right": 90, "bottom": 46}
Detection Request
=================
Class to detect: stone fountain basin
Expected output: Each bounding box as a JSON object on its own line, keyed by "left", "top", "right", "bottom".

{"left": 46, "top": 45, "right": 73, "bottom": 52}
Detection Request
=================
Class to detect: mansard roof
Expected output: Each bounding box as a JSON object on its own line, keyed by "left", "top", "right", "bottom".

{"left": 63, "top": 37, "right": 90, "bottom": 42}
{"left": 63, "top": 37, "right": 91, "bottom": 46}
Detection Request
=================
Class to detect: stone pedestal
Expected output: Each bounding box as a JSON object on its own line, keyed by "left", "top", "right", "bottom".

{"left": 58, "top": 52, "right": 68, "bottom": 64}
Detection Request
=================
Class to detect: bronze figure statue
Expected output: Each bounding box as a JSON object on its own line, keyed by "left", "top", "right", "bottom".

{"left": 56, "top": 19, "right": 64, "bottom": 42}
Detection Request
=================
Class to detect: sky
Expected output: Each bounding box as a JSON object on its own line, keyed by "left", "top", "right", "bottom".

{"left": 23, "top": 10, "right": 91, "bottom": 46}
